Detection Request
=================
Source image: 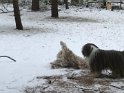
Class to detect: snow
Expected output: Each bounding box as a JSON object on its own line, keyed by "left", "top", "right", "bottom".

{"left": 0, "top": 5, "right": 124, "bottom": 93}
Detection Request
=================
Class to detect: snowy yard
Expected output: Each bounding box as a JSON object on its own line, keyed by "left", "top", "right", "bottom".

{"left": 0, "top": 5, "right": 124, "bottom": 93}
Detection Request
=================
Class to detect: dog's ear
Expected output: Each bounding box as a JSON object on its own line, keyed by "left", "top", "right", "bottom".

{"left": 82, "top": 44, "right": 93, "bottom": 57}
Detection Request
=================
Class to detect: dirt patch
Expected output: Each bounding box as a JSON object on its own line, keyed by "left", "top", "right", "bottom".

{"left": 24, "top": 69, "right": 124, "bottom": 93}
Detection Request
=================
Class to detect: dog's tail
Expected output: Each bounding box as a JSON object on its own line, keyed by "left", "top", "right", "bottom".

{"left": 0, "top": 56, "right": 16, "bottom": 62}
{"left": 60, "top": 41, "right": 68, "bottom": 51}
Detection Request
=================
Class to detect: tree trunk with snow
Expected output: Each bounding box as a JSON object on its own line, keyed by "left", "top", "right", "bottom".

{"left": 51, "top": 0, "right": 58, "bottom": 18}
{"left": 32, "top": 0, "right": 40, "bottom": 11}
{"left": 64, "top": 0, "right": 69, "bottom": 9}
{"left": 71, "top": 0, "right": 79, "bottom": 5}
{"left": 103, "top": 0, "right": 106, "bottom": 8}
{"left": 13, "top": 0, "right": 23, "bottom": 30}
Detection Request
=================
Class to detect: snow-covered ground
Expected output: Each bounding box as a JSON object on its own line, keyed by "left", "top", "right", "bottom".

{"left": 0, "top": 6, "right": 124, "bottom": 93}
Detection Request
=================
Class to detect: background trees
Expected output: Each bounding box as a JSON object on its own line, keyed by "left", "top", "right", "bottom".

{"left": 2, "top": 0, "right": 104, "bottom": 30}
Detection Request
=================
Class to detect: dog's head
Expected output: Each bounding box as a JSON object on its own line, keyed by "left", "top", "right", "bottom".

{"left": 82, "top": 43, "right": 99, "bottom": 57}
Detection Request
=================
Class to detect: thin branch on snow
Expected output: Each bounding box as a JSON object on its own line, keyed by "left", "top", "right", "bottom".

{"left": 109, "top": 85, "right": 124, "bottom": 90}
{"left": 73, "top": 85, "right": 99, "bottom": 92}
{"left": 0, "top": 10, "right": 13, "bottom": 13}
{"left": 0, "top": 56, "right": 16, "bottom": 62}
{"left": 2, "top": 4, "right": 9, "bottom": 12}
{"left": 0, "top": 4, "right": 13, "bottom": 13}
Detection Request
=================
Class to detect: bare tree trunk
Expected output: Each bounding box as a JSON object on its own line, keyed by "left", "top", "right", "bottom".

{"left": 71, "top": 0, "right": 79, "bottom": 5}
{"left": 65, "top": 0, "right": 69, "bottom": 9}
{"left": 13, "top": 0, "right": 23, "bottom": 30}
{"left": 51, "top": 0, "right": 58, "bottom": 18}
{"left": 32, "top": 0, "right": 39, "bottom": 11}
{"left": 120, "top": 0, "right": 122, "bottom": 9}
{"left": 103, "top": 0, "right": 106, "bottom": 8}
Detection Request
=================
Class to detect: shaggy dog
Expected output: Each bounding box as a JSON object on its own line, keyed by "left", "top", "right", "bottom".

{"left": 82, "top": 43, "right": 124, "bottom": 78}
{"left": 51, "top": 41, "right": 88, "bottom": 69}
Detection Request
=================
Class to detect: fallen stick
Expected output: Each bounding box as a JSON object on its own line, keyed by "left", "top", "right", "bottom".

{"left": 0, "top": 56, "right": 16, "bottom": 62}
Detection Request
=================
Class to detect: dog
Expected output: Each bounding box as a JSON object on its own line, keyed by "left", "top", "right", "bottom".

{"left": 82, "top": 43, "right": 124, "bottom": 78}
